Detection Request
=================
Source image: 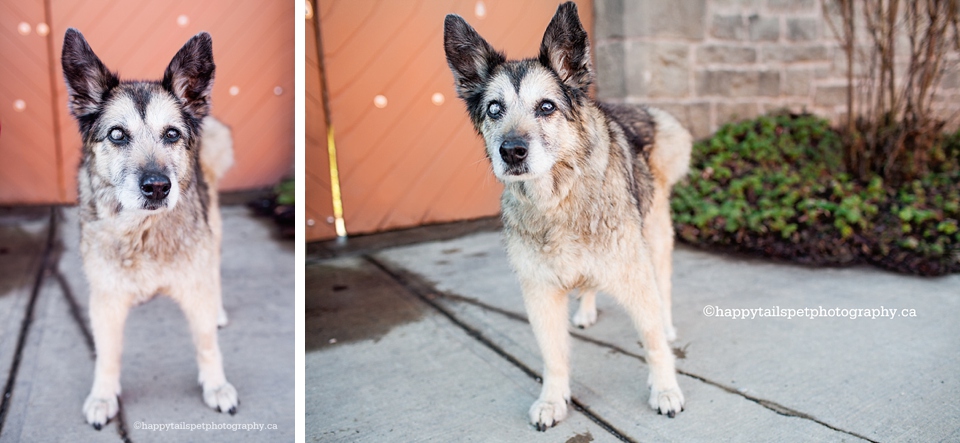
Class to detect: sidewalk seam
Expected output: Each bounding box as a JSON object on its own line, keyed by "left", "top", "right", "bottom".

{"left": 52, "top": 269, "right": 133, "bottom": 443}
{"left": 0, "top": 209, "right": 56, "bottom": 437}
{"left": 366, "top": 255, "right": 637, "bottom": 443}
{"left": 368, "top": 255, "right": 880, "bottom": 443}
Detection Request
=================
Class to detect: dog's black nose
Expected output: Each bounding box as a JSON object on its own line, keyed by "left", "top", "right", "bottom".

{"left": 499, "top": 138, "right": 528, "bottom": 166}
{"left": 139, "top": 173, "right": 171, "bottom": 201}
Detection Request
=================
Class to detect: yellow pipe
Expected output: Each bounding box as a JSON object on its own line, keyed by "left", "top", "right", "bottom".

{"left": 327, "top": 124, "right": 346, "bottom": 237}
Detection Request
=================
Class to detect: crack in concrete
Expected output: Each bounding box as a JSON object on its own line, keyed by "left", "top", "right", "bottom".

{"left": 53, "top": 267, "right": 133, "bottom": 443}
{"left": 0, "top": 208, "right": 133, "bottom": 443}
{"left": 0, "top": 208, "right": 56, "bottom": 437}
{"left": 366, "top": 255, "right": 637, "bottom": 443}
{"left": 367, "top": 254, "right": 880, "bottom": 443}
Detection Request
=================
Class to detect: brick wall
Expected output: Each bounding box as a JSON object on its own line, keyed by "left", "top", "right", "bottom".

{"left": 593, "top": 0, "right": 959, "bottom": 139}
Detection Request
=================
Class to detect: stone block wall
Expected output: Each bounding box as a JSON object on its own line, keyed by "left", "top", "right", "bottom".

{"left": 593, "top": 0, "right": 960, "bottom": 139}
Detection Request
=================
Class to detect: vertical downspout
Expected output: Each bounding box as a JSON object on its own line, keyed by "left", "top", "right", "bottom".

{"left": 310, "top": 0, "right": 347, "bottom": 239}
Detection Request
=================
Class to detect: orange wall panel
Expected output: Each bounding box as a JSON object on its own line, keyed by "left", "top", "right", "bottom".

{"left": 0, "top": 0, "right": 63, "bottom": 204}
{"left": 313, "top": 0, "right": 592, "bottom": 237}
{"left": 0, "top": 0, "right": 295, "bottom": 205}
{"left": 49, "top": 0, "right": 295, "bottom": 201}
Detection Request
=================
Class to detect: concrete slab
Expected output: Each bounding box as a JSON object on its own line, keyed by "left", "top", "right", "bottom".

{"left": 374, "top": 231, "right": 960, "bottom": 442}
{"left": 418, "top": 292, "right": 849, "bottom": 442}
{"left": 0, "top": 208, "right": 50, "bottom": 424}
{"left": 2, "top": 205, "right": 294, "bottom": 442}
{"left": 0, "top": 272, "right": 115, "bottom": 443}
{"left": 306, "top": 257, "right": 619, "bottom": 443}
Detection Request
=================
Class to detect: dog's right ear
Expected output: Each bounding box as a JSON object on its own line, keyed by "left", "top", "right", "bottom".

{"left": 61, "top": 28, "right": 119, "bottom": 119}
{"left": 444, "top": 14, "right": 504, "bottom": 102}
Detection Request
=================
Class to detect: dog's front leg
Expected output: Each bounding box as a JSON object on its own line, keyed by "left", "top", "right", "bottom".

{"left": 521, "top": 280, "right": 570, "bottom": 431}
{"left": 173, "top": 277, "right": 238, "bottom": 415}
{"left": 84, "top": 291, "right": 131, "bottom": 430}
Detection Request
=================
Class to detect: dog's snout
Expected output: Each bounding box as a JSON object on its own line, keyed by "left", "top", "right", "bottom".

{"left": 499, "top": 138, "right": 528, "bottom": 166}
{"left": 139, "top": 173, "right": 171, "bottom": 201}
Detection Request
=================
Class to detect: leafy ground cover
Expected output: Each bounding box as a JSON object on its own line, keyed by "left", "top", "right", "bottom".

{"left": 671, "top": 113, "right": 960, "bottom": 276}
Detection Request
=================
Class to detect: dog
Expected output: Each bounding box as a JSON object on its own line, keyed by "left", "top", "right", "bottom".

{"left": 444, "top": 2, "right": 692, "bottom": 431}
{"left": 61, "top": 28, "right": 237, "bottom": 430}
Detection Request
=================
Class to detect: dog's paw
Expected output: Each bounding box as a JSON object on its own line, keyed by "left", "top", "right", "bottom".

{"left": 83, "top": 394, "right": 118, "bottom": 430}
{"left": 572, "top": 305, "right": 597, "bottom": 329}
{"left": 648, "top": 385, "right": 684, "bottom": 418}
{"left": 664, "top": 324, "right": 677, "bottom": 342}
{"left": 217, "top": 307, "right": 229, "bottom": 328}
{"left": 203, "top": 381, "right": 239, "bottom": 415}
{"left": 529, "top": 398, "right": 568, "bottom": 432}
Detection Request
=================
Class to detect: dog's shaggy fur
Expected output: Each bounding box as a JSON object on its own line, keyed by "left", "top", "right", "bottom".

{"left": 444, "top": 2, "right": 692, "bottom": 431}
{"left": 62, "top": 28, "right": 237, "bottom": 430}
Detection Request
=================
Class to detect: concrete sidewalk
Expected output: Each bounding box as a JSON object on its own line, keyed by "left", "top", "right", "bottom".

{"left": 0, "top": 205, "right": 294, "bottom": 442}
{"left": 308, "top": 225, "right": 960, "bottom": 442}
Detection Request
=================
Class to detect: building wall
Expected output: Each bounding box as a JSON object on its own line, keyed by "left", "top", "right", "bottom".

{"left": 307, "top": 0, "right": 593, "bottom": 241}
{"left": 0, "top": 0, "right": 294, "bottom": 205}
{"left": 592, "top": 0, "right": 960, "bottom": 139}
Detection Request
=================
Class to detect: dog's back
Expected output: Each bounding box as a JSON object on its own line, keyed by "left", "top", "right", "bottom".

{"left": 200, "top": 116, "right": 234, "bottom": 187}
{"left": 600, "top": 103, "right": 692, "bottom": 189}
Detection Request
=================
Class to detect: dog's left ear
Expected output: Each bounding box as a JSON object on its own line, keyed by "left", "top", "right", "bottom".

{"left": 539, "top": 2, "right": 593, "bottom": 93}
{"left": 162, "top": 32, "right": 215, "bottom": 119}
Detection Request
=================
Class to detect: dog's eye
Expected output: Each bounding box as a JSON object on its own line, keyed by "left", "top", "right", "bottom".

{"left": 163, "top": 128, "right": 181, "bottom": 143}
{"left": 538, "top": 101, "right": 556, "bottom": 116}
{"left": 107, "top": 128, "right": 127, "bottom": 144}
{"left": 487, "top": 102, "right": 502, "bottom": 119}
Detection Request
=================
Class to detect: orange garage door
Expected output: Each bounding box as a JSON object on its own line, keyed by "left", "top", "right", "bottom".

{"left": 0, "top": 0, "right": 294, "bottom": 204}
{"left": 306, "top": 0, "right": 593, "bottom": 241}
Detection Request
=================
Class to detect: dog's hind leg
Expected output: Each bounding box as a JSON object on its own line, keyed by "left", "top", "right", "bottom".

{"left": 521, "top": 281, "right": 571, "bottom": 431}
{"left": 644, "top": 187, "right": 677, "bottom": 342}
{"left": 605, "top": 251, "right": 684, "bottom": 418}
{"left": 172, "top": 275, "right": 238, "bottom": 415}
{"left": 572, "top": 289, "right": 597, "bottom": 329}
{"left": 84, "top": 291, "right": 131, "bottom": 430}
{"left": 217, "top": 305, "right": 229, "bottom": 328}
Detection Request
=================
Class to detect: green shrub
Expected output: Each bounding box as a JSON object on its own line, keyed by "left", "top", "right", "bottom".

{"left": 671, "top": 113, "right": 960, "bottom": 276}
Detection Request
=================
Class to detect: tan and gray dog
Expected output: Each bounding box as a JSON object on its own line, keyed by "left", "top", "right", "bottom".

{"left": 444, "top": 2, "right": 692, "bottom": 431}
{"left": 61, "top": 28, "right": 237, "bottom": 430}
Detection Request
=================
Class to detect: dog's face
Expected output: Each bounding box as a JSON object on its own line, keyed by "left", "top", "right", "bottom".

{"left": 62, "top": 29, "right": 215, "bottom": 213}
{"left": 444, "top": 2, "right": 593, "bottom": 182}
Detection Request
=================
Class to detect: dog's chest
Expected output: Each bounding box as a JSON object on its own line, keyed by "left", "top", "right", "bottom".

{"left": 82, "top": 212, "right": 209, "bottom": 269}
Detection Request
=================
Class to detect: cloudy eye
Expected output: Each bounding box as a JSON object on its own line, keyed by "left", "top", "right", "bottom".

{"left": 163, "top": 128, "right": 181, "bottom": 143}
{"left": 538, "top": 100, "right": 556, "bottom": 116}
{"left": 487, "top": 102, "right": 502, "bottom": 119}
{"left": 107, "top": 127, "right": 127, "bottom": 144}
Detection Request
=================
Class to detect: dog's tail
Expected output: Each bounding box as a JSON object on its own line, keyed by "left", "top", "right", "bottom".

{"left": 200, "top": 116, "right": 235, "bottom": 185}
{"left": 646, "top": 107, "right": 692, "bottom": 187}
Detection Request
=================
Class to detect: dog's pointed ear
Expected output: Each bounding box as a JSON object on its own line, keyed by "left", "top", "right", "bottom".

{"left": 539, "top": 2, "right": 592, "bottom": 93}
{"left": 61, "top": 28, "right": 119, "bottom": 118}
{"left": 162, "top": 32, "right": 215, "bottom": 119}
{"left": 444, "top": 14, "right": 504, "bottom": 101}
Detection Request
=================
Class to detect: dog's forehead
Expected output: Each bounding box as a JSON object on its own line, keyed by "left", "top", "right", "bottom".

{"left": 100, "top": 85, "right": 185, "bottom": 132}
{"left": 486, "top": 64, "right": 560, "bottom": 107}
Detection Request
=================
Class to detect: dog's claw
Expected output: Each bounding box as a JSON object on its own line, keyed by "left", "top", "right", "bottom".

{"left": 228, "top": 406, "right": 237, "bottom": 415}
{"left": 93, "top": 423, "right": 102, "bottom": 431}
{"left": 666, "top": 410, "right": 675, "bottom": 418}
